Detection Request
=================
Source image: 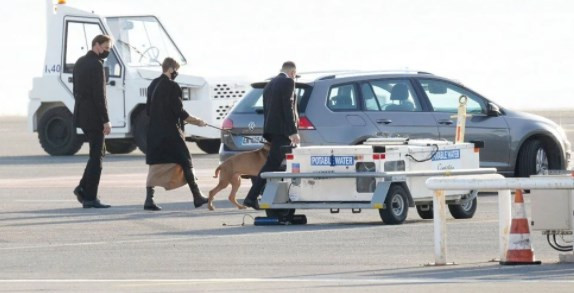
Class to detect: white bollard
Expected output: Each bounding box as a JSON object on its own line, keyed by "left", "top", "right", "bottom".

{"left": 454, "top": 95, "right": 468, "bottom": 144}
{"left": 498, "top": 189, "right": 511, "bottom": 262}
{"left": 432, "top": 189, "right": 448, "bottom": 265}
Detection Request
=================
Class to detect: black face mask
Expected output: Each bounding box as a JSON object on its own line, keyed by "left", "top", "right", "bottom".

{"left": 170, "top": 70, "right": 179, "bottom": 80}
{"left": 99, "top": 50, "right": 110, "bottom": 59}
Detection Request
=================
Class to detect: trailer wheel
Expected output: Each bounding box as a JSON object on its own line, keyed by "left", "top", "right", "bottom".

{"left": 448, "top": 197, "right": 477, "bottom": 219}
{"left": 416, "top": 204, "right": 433, "bottom": 219}
{"left": 379, "top": 185, "right": 409, "bottom": 225}
{"left": 265, "top": 209, "right": 296, "bottom": 219}
{"left": 38, "top": 107, "right": 83, "bottom": 156}
{"left": 133, "top": 112, "right": 149, "bottom": 154}
{"left": 105, "top": 139, "right": 137, "bottom": 154}
{"left": 196, "top": 139, "right": 221, "bottom": 154}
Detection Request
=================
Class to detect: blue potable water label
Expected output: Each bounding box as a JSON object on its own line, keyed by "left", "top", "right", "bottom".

{"left": 432, "top": 149, "right": 460, "bottom": 161}
{"left": 310, "top": 156, "right": 354, "bottom": 166}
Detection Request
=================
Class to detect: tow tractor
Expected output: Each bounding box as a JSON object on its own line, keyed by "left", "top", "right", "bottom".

{"left": 259, "top": 138, "right": 488, "bottom": 225}
{"left": 29, "top": 0, "right": 250, "bottom": 155}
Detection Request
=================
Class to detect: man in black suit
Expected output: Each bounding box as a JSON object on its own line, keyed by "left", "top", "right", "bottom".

{"left": 243, "top": 61, "right": 300, "bottom": 210}
{"left": 72, "top": 34, "right": 113, "bottom": 209}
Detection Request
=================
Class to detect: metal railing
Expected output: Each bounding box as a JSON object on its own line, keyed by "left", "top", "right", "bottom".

{"left": 425, "top": 174, "right": 574, "bottom": 265}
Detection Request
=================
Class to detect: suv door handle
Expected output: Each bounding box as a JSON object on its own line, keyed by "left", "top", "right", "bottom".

{"left": 68, "top": 77, "right": 73, "bottom": 83}
{"left": 438, "top": 119, "right": 454, "bottom": 125}
{"left": 108, "top": 80, "right": 116, "bottom": 86}
{"left": 376, "top": 119, "right": 392, "bottom": 125}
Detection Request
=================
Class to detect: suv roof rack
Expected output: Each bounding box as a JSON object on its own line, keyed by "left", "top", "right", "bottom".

{"left": 265, "top": 70, "right": 433, "bottom": 82}
{"left": 312, "top": 70, "right": 433, "bottom": 81}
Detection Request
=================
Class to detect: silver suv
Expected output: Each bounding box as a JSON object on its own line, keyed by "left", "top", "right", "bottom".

{"left": 219, "top": 71, "right": 571, "bottom": 177}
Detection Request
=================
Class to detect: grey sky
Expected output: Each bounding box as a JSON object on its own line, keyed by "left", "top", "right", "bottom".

{"left": 1, "top": 0, "right": 573, "bottom": 115}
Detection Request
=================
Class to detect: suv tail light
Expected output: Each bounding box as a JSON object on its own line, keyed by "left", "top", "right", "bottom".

{"left": 298, "top": 116, "right": 315, "bottom": 130}
{"left": 222, "top": 118, "right": 233, "bottom": 130}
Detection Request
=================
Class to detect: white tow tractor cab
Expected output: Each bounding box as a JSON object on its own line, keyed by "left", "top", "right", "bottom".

{"left": 29, "top": 0, "right": 250, "bottom": 155}
{"left": 265, "top": 138, "right": 481, "bottom": 224}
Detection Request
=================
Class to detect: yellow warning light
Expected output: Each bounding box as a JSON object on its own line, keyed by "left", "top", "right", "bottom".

{"left": 58, "top": 0, "right": 66, "bottom": 4}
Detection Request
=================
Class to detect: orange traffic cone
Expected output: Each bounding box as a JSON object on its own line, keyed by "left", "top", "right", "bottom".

{"left": 500, "top": 189, "right": 541, "bottom": 265}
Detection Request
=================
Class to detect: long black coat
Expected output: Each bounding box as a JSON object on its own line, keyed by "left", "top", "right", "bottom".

{"left": 262, "top": 73, "right": 298, "bottom": 141}
{"left": 145, "top": 74, "right": 192, "bottom": 168}
{"left": 73, "top": 51, "right": 109, "bottom": 130}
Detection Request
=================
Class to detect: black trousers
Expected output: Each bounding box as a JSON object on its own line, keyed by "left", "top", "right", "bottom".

{"left": 79, "top": 129, "right": 105, "bottom": 201}
{"left": 245, "top": 134, "right": 291, "bottom": 201}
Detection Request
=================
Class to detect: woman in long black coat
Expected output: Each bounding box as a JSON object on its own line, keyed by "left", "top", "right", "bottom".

{"left": 143, "top": 57, "right": 208, "bottom": 211}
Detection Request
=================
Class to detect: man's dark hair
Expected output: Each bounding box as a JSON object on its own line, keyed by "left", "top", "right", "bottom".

{"left": 281, "top": 61, "right": 296, "bottom": 71}
{"left": 91, "top": 35, "right": 112, "bottom": 47}
{"left": 162, "top": 57, "right": 181, "bottom": 72}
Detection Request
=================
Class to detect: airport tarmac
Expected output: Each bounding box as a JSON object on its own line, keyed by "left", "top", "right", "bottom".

{"left": 1, "top": 116, "right": 573, "bottom": 292}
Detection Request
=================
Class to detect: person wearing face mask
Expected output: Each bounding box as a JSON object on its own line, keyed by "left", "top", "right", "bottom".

{"left": 142, "top": 57, "right": 209, "bottom": 211}
{"left": 72, "top": 34, "right": 113, "bottom": 208}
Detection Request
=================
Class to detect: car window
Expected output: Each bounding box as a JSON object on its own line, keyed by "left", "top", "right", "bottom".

{"left": 361, "top": 83, "right": 381, "bottom": 111}
{"left": 418, "top": 79, "right": 486, "bottom": 114}
{"left": 328, "top": 84, "right": 359, "bottom": 111}
{"left": 232, "top": 86, "right": 308, "bottom": 114}
{"left": 361, "top": 79, "right": 421, "bottom": 112}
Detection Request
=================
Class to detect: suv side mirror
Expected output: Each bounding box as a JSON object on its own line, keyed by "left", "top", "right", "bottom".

{"left": 487, "top": 102, "right": 501, "bottom": 117}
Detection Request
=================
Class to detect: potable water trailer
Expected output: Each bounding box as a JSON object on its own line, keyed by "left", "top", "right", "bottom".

{"left": 259, "top": 138, "right": 484, "bottom": 225}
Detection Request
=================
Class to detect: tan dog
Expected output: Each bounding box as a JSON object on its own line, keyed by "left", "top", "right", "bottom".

{"left": 208, "top": 142, "right": 271, "bottom": 210}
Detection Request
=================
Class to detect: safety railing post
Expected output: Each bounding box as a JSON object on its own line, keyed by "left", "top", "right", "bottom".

{"left": 569, "top": 189, "right": 574, "bottom": 258}
{"left": 433, "top": 189, "right": 448, "bottom": 265}
{"left": 498, "top": 189, "right": 511, "bottom": 262}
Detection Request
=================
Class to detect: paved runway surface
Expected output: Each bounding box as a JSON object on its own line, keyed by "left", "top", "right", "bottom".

{"left": 1, "top": 116, "right": 574, "bottom": 292}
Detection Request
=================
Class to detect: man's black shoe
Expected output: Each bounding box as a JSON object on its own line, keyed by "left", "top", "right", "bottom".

{"left": 83, "top": 200, "right": 111, "bottom": 209}
{"left": 242, "top": 198, "right": 260, "bottom": 210}
{"left": 144, "top": 204, "right": 162, "bottom": 211}
{"left": 73, "top": 186, "right": 85, "bottom": 204}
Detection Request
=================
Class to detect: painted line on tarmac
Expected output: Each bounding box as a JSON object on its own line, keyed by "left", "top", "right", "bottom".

{"left": 0, "top": 278, "right": 573, "bottom": 284}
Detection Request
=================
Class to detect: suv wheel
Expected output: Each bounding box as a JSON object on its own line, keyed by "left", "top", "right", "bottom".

{"left": 133, "top": 112, "right": 149, "bottom": 154}
{"left": 416, "top": 204, "right": 433, "bottom": 219}
{"left": 448, "top": 197, "right": 477, "bottom": 219}
{"left": 105, "top": 139, "right": 137, "bottom": 154}
{"left": 38, "top": 107, "right": 83, "bottom": 156}
{"left": 516, "top": 139, "right": 560, "bottom": 177}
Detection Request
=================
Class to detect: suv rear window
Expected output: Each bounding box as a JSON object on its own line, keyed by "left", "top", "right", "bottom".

{"left": 232, "top": 84, "right": 311, "bottom": 114}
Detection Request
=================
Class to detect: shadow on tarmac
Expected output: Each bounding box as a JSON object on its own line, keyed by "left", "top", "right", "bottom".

{"left": 278, "top": 262, "right": 574, "bottom": 285}
{"left": 0, "top": 153, "right": 215, "bottom": 165}
{"left": 0, "top": 198, "right": 425, "bottom": 237}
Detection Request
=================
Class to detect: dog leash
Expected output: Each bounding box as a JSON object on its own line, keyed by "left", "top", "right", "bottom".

{"left": 206, "top": 124, "right": 263, "bottom": 143}
{"left": 222, "top": 214, "right": 256, "bottom": 226}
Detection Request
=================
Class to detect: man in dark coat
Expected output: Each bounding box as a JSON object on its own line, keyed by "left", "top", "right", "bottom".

{"left": 243, "top": 61, "right": 300, "bottom": 210}
{"left": 72, "top": 34, "right": 113, "bottom": 209}
{"left": 143, "top": 57, "right": 209, "bottom": 211}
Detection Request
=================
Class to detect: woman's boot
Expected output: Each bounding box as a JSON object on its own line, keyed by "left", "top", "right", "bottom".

{"left": 184, "top": 168, "right": 208, "bottom": 208}
{"left": 190, "top": 182, "right": 208, "bottom": 208}
{"left": 144, "top": 187, "right": 161, "bottom": 211}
